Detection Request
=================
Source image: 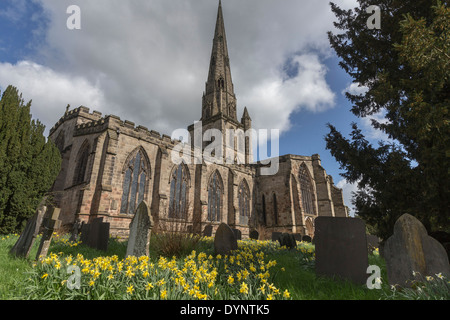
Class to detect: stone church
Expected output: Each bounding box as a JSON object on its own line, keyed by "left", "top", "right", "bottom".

{"left": 48, "top": 1, "right": 348, "bottom": 239}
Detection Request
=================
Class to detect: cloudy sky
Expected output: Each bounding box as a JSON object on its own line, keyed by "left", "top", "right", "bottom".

{"left": 0, "top": 0, "right": 388, "bottom": 216}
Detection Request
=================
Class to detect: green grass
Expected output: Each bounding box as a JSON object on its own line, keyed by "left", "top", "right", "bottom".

{"left": 0, "top": 233, "right": 446, "bottom": 300}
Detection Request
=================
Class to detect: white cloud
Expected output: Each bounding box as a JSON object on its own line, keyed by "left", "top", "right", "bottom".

{"left": 336, "top": 178, "right": 358, "bottom": 217}
{"left": 361, "top": 109, "right": 391, "bottom": 142}
{"left": 0, "top": 60, "right": 106, "bottom": 131}
{"left": 1, "top": 0, "right": 342, "bottom": 138}
{"left": 342, "top": 82, "right": 369, "bottom": 96}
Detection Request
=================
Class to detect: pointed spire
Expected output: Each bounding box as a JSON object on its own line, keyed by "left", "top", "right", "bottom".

{"left": 202, "top": 0, "right": 237, "bottom": 121}
{"left": 242, "top": 107, "right": 251, "bottom": 120}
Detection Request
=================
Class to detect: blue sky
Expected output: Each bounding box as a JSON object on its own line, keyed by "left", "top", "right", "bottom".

{"left": 0, "top": 0, "right": 388, "bottom": 216}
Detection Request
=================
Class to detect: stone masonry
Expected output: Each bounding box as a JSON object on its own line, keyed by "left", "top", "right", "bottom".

{"left": 48, "top": 1, "right": 348, "bottom": 239}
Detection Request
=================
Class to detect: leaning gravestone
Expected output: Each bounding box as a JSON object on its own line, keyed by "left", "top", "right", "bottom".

{"left": 10, "top": 197, "right": 47, "bottom": 258}
{"left": 36, "top": 207, "right": 61, "bottom": 260}
{"left": 126, "top": 201, "right": 153, "bottom": 258}
{"left": 315, "top": 217, "right": 368, "bottom": 285}
{"left": 383, "top": 214, "right": 450, "bottom": 287}
{"left": 80, "top": 217, "right": 110, "bottom": 251}
{"left": 214, "top": 223, "right": 238, "bottom": 255}
{"left": 302, "top": 235, "right": 312, "bottom": 243}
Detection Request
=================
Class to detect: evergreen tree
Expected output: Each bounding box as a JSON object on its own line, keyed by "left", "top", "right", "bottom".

{"left": 326, "top": 1, "right": 449, "bottom": 239}
{"left": 0, "top": 85, "right": 61, "bottom": 234}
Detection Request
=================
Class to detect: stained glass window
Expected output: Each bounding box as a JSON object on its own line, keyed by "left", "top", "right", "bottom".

{"left": 238, "top": 180, "right": 250, "bottom": 223}
{"left": 208, "top": 171, "right": 222, "bottom": 222}
{"left": 299, "top": 165, "right": 315, "bottom": 215}
{"left": 169, "top": 164, "right": 189, "bottom": 219}
{"left": 120, "top": 149, "right": 148, "bottom": 214}
{"left": 73, "top": 143, "right": 89, "bottom": 185}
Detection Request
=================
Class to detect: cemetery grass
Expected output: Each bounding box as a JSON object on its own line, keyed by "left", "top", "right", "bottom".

{"left": 0, "top": 233, "right": 441, "bottom": 300}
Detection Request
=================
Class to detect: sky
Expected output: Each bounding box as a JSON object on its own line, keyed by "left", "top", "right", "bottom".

{"left": 0, "top": 0, "right": 390, "bottom": 217}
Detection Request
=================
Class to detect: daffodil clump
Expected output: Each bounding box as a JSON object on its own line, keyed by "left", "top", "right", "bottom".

{"left": 385, "top": 271, "right": 450, "bottom": 300}
{"left": 25, "top": 243, "right": 292, "bottom": 300}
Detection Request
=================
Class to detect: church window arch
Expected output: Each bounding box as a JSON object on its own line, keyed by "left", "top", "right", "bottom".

{"left": 207, "top": 170, "right": 223, "bottom": 222}
{"left": 238, "top": 179, "right": 250, "bottom": 223}
{"left": 73, "top": 141, "right": 90, "bottom": 185}
{"left": 169, "top": 164, "right": 190, "bottom": 219}
{"left": 299, "top": 164, "right": 315, "bottom": 215}
{"left": 120, "top": 148, "right": 150, "bottom": 215}
{"left": 273, "top": 193, "right": 278, "bottom": 225}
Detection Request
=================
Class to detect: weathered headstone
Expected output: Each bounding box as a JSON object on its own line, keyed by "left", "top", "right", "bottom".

{"left": 232, "top": 228, "right": 242, "bottom": 240}
{"left": 315, "top": 217, "right": 368, "bottom": 285}
{"left": 10, "top": 198, "right": 47, "bottom": 258}
{"left": 214, "top": 223, "right": 238, "bottom": 255}
{"left": 383, "top": 214, "right": 450, "bottom": 287}
{"left": 293, "top": 233, "right": 302, "bottom": 241}
{"left": 202, "top": 224, "right": 213, "bottom": 237}
{"left": 277, "top": 233, "right": 297, "bottom": 249}
{"left": 80, "top": 217, "right": 110, "bottom": 251}
{"left": 249, "top": 230, "right": 259, "bottom": 240}
{"left": 69, "top": 218, "right": 82, "bottom": 243}
{"left": 302, "top": 235, "right": 312, "bottom": 243}
{"left": 271, "top": 232, "right": 282, "bottom": 242}
{"left": 36, "top": 207, "right": 61, "bottom": 260}
{"left": 126, "top": 201, "right": 153, "bottom": 258}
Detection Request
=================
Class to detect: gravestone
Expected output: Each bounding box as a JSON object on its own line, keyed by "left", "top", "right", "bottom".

{"left": 36, "top": 207, "right": 61, "bottom": 260}
{"left": 249, "top": 230, "right": 259, "bottom": 240}
{"left": 315, "top": 217, "right": 368, "bottom": 285}
{"left": 293, "top": 233, "right": 302, "bottom": 241}
{"left": 80, "top": 217, "right": 110, "bottom": 251}
{"left": 302, "top": 235, "right": 312, "bottom": 243}
{"left": 10, "top": 198, "right": 48, "bottom": 258}
{"left": 202, "top": 224, "right": 213, "bottom": 237}
{"left": 383, "top": 214, "right": 450, "bottom": 287}
{"left": 232, "top": 228, "right": 242, "bottom": 240}
{"left": 126, "top": 201, "right": 153, "bottom": 258}
{"left": 277, "top": 233, "right": 297, "bottom": 249}
{"left": 271, "top": 232, "right": 282, "bottom": 242}
{"left": 69, "top": 218, "right": 82, "bottom": 243}
{"left": 214, "top": 223, "right": 238, "bottom": 255}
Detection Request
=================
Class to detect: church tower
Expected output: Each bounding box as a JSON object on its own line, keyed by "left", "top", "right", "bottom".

{"left": 190, "top": 0, "right": 252, "bottom": 164}
{"left": 202, "top": 0, "right": 237, "bottom": 121}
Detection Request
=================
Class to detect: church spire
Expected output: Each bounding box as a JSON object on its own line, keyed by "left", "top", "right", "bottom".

{"left": 202, "top": 0, "right": 237, "bottom": 122}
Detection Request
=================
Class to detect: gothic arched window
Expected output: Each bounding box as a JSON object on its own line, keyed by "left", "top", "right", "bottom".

{"left": 169, "top": 164, "right": 189, "bottom": 219}
{"left": 238, "top": 180, "right": 250, "bottom": 223}
{"left": 208, "top": 171, "right": 223, "bottom": 222}
{"left": 299, "top": 164, "right": 315, "bottom": 215}
{"left": 120, "top": 149, "right": 149, "bottom": 215}
{"left": 73, "top": 142, "right": 90, "bottom": 185}
{"left": 262, "top": 194, "right": 267, "bottom": 226}
{"left": 273, "top": 193, "right": 278, "bottom": 225}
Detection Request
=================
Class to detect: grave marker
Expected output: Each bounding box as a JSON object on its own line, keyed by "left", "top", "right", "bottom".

{"left": 214, "top": 223, "right": 238, "bottom": 255}
{"left": 80, "top": 217, "right": 110, "bottom": 251}
{"left": 36, "top": 207, "right": 61, "bottom": 260}
{"left": 315, "top": 217, "right": 368, "bottom": 285}
{"left": 10, "top": 198, "right": 47, "bottom": 258}
{"left": 383, "top": 214, "right": 450, "bottom": 287}
{"left": 126, "top": 201, "right": 153, "bottom": 258}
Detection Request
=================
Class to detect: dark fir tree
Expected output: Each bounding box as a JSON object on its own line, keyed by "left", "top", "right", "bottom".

{"left": 326, "top": 1, "right": 449, "bottom": 239}
{"left": 0, "top": 85, "right": 61, "bottom": 234}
